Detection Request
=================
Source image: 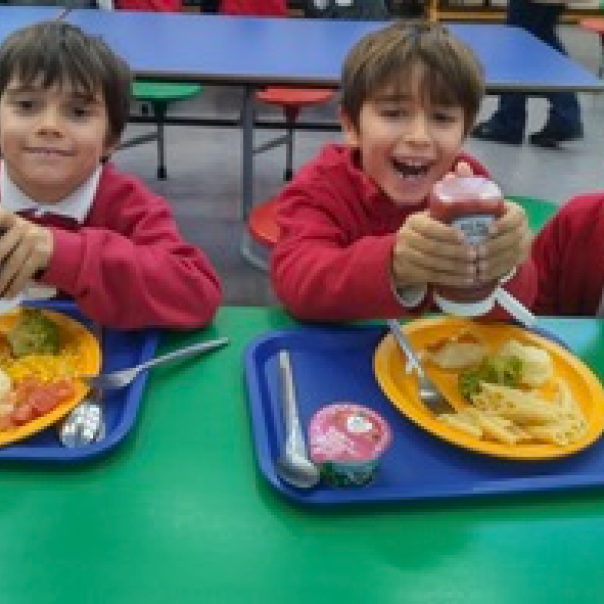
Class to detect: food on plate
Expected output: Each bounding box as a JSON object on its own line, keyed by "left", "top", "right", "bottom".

{"left": 437, "top": 409, "right": 483, "bottom": 439}
{"left": 7, "top": 308, "right": 61, "bottom": 357}
{"left": 427, "top": 330, "right": 588, "bottom": 448}
{"left": 0, "top": 308, "right": 100, "bottom": 437}
{"left": 424, "top": 331, "right": 488, "bottom": 370}
{"left": 498, "top": 339, "right": 554, "bottom": 387}
{"left": 438, "top": 378, "right": 588, "bottom": 447}
{"left": 458, "top": 354, "right": 522, "bottom": 401}
{"left": 309, "top": 402, "right": 392, "bottom": 486}
{"left": 0, "top": 376, "right": 75, "bottom": 431}
{"left": 457, "top": 339, "right": 553, "bottom": 401}
{"left": 439, "top": 406, "right": 532, "bottom": 445}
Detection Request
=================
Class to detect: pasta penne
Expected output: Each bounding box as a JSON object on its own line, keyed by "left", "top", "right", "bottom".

{"left": 472, "top": 382, "right": 559, "bottom": 424}
{"left": 438, "top": 412, "right": 483, "bottom": 439}
{"left": 463, "top": 407, "right": 532, "bottom": 445}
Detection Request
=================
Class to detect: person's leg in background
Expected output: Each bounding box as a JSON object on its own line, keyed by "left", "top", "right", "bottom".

{"left": 202, "top": 0, "right": 220, "bottom": 11}
{"left": 524, "top": 1, "right": 583, "bottom": 146}
{"left": 473, "top": 0, "right": 583, "bottom": 147}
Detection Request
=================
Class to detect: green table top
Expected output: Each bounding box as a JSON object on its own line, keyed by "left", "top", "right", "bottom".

{"left": 1, "top": 306, "right": 604, "bottom": 604}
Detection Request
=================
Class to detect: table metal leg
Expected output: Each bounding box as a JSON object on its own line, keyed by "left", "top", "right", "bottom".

{"left": 241, "top": 84, "right": 256, "bottom": 220}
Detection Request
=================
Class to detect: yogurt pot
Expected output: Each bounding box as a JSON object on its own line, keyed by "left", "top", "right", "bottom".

{"left": 309, "top": 403, "right": 392, "bottom": 487}
{"left": 430, "top": 176, "right": 505, "bottom": 316}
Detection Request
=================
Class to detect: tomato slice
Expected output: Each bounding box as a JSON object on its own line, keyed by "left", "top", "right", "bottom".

{"left": 12, "top": 403, "right": 36, "bottom": 425}
{"left": 28, "top": 380, "right": 75, "bottom": 415}
{"left": 0, "top": 415, "right": 15, "bottom": 431}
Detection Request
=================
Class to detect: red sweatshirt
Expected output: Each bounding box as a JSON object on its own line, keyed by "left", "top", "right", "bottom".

{"left": 270, "top": 143, "right": 537, "bottom": 323}
{"left": 532, "top": 193, "right": 604, "bottom": 316}
{"left": 113, "top": 0, "right": 182, "bottom": 11}
{"left": 219, "top": 0, "right": 286, "bottom": 16}
{"left": 1, "top": 163, "right": 222, "bottom": 330}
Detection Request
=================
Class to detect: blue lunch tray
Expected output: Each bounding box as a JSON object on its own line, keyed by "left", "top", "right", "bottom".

{"left": 244, "top": 324, "right": 604, "bottom": 506}
{"left": 0, "top": 300, "right": 160, "bottom": 463}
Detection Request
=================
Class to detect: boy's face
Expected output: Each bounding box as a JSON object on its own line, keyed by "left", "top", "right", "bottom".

{"left": 0, "top": 76, "right": 116, "bottom": 203}
{"left": 340, "top": 63, "right": 467, "bottom": 206}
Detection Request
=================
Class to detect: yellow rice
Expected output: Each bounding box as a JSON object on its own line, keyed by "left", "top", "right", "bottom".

{"left": 0, "top": 327, "right": 87, "bottom": 383}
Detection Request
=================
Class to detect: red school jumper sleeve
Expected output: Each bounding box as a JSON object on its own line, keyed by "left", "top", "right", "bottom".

{"left": 271, "top": 144, "right": 430, "bottom": 323}
{"left": 532, "top": 193, "right": 604, "bottom": 316}
{"left": 40, "top": 164, "right": 222, "bottom": 329}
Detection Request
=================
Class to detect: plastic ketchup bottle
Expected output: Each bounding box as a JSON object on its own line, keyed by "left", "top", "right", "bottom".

{"left": 429, "top": 176, "right": 505, "bottom": 316}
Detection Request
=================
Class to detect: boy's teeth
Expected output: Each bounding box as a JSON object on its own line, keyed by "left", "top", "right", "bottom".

{"left": 394, "top": 160, "right": 429, "bottom": 178}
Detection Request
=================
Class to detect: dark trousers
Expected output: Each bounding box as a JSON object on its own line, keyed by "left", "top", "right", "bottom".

{"left": 492, "top": 0, "right": 582, "bottom": 135}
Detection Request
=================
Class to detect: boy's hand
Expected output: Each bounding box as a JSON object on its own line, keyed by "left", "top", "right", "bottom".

{"left": 391, "top": 209, "right": 477, "bottom": 290}
{"left": 0, "top": 212, "right": 54, "bottom": 299}
{"left": 476, "top": 200, "right": 532, "bottom": 283}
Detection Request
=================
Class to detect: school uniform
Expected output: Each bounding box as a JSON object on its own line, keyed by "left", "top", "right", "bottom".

{"left": 0, "top": 162, "right": 222, "bottom": 329}
{"left": 270, "top": 143, "right": 537, "bottom": 323}
{"left": 532, "top": 193, "right": 604, "bottom": 315}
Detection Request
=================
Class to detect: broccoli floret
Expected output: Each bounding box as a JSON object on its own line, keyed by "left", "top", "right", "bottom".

{"left": 7, "top": 309, "right": 61, "bottom": 357}
{"left": 458, "top": 354, "right": 523, "bottom": 401}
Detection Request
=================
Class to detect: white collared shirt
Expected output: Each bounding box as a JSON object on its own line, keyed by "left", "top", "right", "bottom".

{"left": 0, "top": 161, "right": 102, "bottom": 224}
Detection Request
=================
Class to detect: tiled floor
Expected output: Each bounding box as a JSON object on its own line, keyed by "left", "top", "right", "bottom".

{"left": 111, "top": 24, "right": 604, "bottom": 306}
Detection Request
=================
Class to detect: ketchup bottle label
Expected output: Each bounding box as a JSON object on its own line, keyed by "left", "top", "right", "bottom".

{"left": 451, "top": 214, "right": 495, "bottom": 245}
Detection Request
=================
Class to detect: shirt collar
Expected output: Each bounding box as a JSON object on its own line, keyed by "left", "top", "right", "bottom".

{"left": 0, "top": 161, "right": 101, "bottom": 223}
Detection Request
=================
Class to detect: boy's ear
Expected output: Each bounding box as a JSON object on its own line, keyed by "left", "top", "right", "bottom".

{"left": 338, "top": 106, "right": 360, "bottom": 148}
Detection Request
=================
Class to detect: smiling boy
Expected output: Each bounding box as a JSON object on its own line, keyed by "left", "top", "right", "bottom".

{"left": 270, "top": 21, "right": 536, "bottom": 322}
{"left": 0, "top": 21, "right": 221, "bottom": 329}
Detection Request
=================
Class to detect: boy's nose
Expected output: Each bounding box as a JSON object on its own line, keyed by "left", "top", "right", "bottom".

{"left": 406, "top": 115, "right": 431, "bottom": 143}
{"left": 37, "top": 108, "right": 62, "bottom": 133}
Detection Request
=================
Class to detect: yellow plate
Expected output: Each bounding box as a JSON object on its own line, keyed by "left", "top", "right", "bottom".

{"left": 374, "top": 317, "right": 604, "bottom": 460}
{"left": 0, "top": 309, "right": 101, "bottom": 447}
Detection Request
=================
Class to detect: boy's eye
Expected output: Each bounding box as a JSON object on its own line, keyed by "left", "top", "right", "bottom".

{"left": 67, "top": 104, "right": 93, "bottom": 119}
{"left": 11, "top": 98, "right": 37, "bottom": 112}
{"left": 378, "top": 105, "right": 408, "bottom": 119}
{"left": 432, "top": 109, "right": 462, "bottom": 124}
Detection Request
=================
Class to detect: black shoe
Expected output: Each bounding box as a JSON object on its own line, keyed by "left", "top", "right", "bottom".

{"left": 528, "top": 124, "right": 583, "bottom": 148}
{"left": 472, "top": 121, "right": 523, "bottom": 145}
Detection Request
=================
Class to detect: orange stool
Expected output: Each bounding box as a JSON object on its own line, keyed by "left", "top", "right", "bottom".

{"left": 580, "top": 18, "right": 604, "bottom": 77}
{"left": 241, "top": 196, "right": 280, "bottom": 270}
{"left": 243, "top": 86, "right": 336, "bottom": 269}
{"left": 254, "top": 86, "right": 337, "bottom": 180}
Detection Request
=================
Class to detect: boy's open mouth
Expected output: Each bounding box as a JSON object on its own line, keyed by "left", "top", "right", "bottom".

{"left": 392, "top": 158, "right": 431, "bottom": 179}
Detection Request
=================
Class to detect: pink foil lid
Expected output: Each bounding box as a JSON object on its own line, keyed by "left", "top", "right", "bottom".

{"left": 309, "top": 403, "right": 392, "bottom": 463}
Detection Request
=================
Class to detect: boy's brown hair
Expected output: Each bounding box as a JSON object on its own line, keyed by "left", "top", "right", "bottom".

{"left": 341, "top": 20, "right": 484, "bottom": 135}
{"left": 0, "top": 20, "right": 132, "bottom": 147}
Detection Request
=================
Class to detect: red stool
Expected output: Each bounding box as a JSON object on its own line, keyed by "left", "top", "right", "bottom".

{"left": 241, "top": 196, "right": 281, "bottom": 270}
{"left": 580, "top": 18, "right": 604, "bottom": 77}
{"left": 254, "top": 86, "right": 337, "bottom": 181}
{"left": 244, "top": 86, "right": 336, "bottom": 270}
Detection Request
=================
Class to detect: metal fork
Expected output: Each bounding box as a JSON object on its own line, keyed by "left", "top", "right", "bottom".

{"left": 386, "top": 319, "right": 454, "bottom": 415}
{"left": 86, "top": 336, "right": 229, "bottom": 391}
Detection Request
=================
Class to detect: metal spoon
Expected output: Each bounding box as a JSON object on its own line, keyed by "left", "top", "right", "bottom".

{"left": 274, "top": 350, "right": 320, "bottom": 489}
{"left": 58, "top": 390, "right": 104, "bottom": 448}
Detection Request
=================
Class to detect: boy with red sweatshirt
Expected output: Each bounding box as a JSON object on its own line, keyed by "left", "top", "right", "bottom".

{"left": 0, "top": 21, "right": 221, "bottom": 329}
{"left": 532, "top": 193, "right": 604, "bottom": 315}
{"left": 270, "top": 21, "right": 536, "bottom": 323}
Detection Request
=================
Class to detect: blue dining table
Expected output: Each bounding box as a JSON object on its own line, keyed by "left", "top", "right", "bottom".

{"left": 1, "top": 7, "right": 601, "bottom": 216}
{"left": 59, "top": 9, "right": 604, "bottom": 218}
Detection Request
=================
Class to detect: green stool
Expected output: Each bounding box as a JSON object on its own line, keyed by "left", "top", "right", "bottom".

{"left": 123, "top": 80, "right": 203, "bottom": 179}
{"left": 507, "top": 195, "right": 558, "bottom": 233}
